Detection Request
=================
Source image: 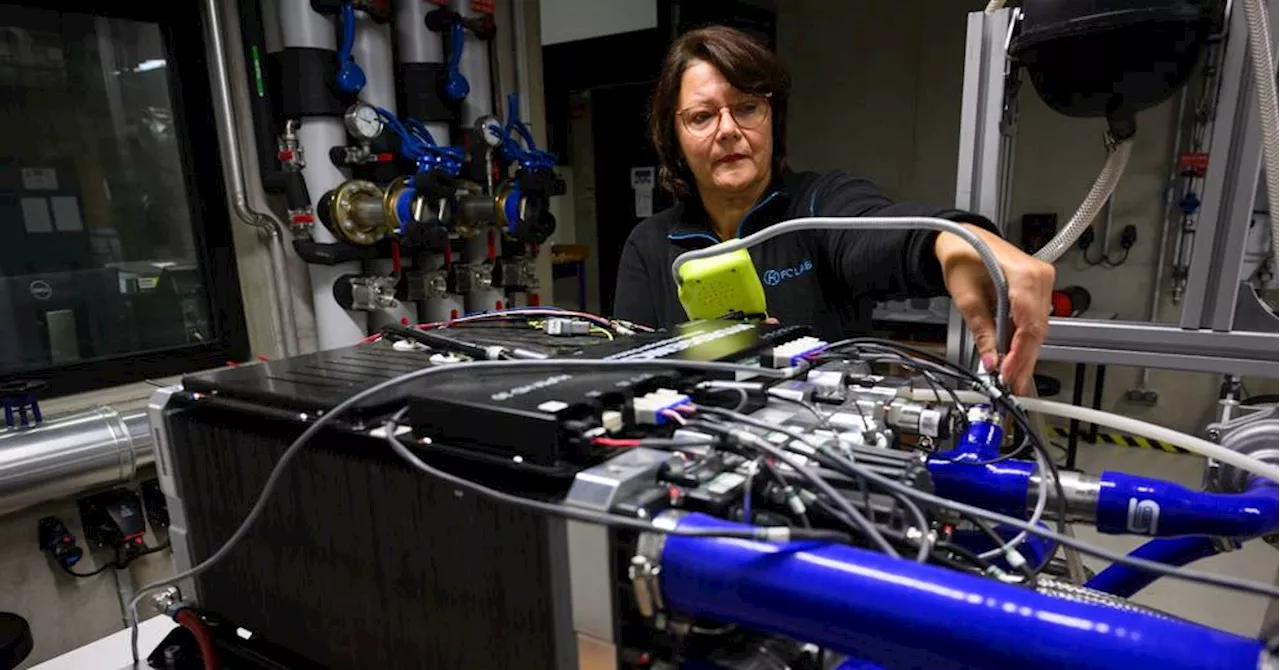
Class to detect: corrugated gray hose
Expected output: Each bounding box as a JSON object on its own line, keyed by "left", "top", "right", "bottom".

{"left": 1033, "top": 138, "right": 1134, "bottom": 263}
{"left": 670, "top": 216, "right": 1011, "bottom": 354}
{"left": 1035, "top": 576, "right": 1179, "bottom": 621}
{"left": 1242, "top": 0, "right": 1279, "bottom": 268}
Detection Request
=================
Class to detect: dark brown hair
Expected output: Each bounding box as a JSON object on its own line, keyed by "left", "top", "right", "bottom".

{"left": 649, "top": 26, "right": 791, "bottom": 197}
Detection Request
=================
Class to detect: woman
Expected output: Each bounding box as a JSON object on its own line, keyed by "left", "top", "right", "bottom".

{"left": 613, "top": 26, "right": 1053, "bottom": 393}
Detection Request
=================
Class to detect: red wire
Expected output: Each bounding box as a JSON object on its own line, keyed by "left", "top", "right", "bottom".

{"left": 487, "top": 231, "right": 496, "bottom": 260}
{"left": 593, "top": 437, "right": 640, "bottom": 448}
{"left": 175, "top": 609, "right": 220, "bottom": 670}
{"left": 444, "top": 244, "right": 452, "bottom": 266}
{"left": 391, "top": 240, "right": 402, "bottom": 274}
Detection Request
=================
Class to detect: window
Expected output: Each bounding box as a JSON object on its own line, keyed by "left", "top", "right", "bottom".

{"left": 0, "top": 3, "right": 247, "bottom": 397}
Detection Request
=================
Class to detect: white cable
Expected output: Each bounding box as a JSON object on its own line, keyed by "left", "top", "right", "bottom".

{"left": 1241, "top": 0, "right": 1280, "bottom": 268}
{"left": 1033, "top": 139, "right": 1134, "bottom": 263}
{"left": 985, "top": 0, "right": 1007, "bottom": 12}
{"left": 900, "top": 388, "right": 1280, "bottom": 483}
{"left": 978, "top": 444, "right": 1049, "bottom": 561}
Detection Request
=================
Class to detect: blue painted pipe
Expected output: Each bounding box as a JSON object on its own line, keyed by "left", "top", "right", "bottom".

{"left": 1084, "top": 537, "right": 1222, "bottom": 597}
{"left": 926, "top": 458, "right": 1034, "bottom": 519}
{"left": 928, "top": 411, "right": 1037, "bottom": 519}
{"left": 1096, "top": 474, "right": 1278, "bottom": 537}
{"left": 660, "top": 513, "right": 1263, "bottom": 670}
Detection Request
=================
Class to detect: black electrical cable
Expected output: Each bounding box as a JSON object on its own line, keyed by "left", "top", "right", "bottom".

{"left": 802, "top": 434, "right": 1280, "bottom": 597}
{"left": 825, "top": 338, "right": 1070, "bottom": 574}
{"left": 934, "top": 539, "right": 998, "bottom": 574}
{"left": 59, "top": 539, "right": 173, "bottom": 578}
{"left": 382, "top": 323, "right": 505, "bottom": 359}
{"left": 802, "top": 445, "right": 931, "bottom": 562}
{"left": 381, "top": 413, "right": 846, "bottom": 543}
{"left": 765, "top": 391, "right": 834, "bottom": 431}
{"left": 60, "top": 549, "right": 119, "bottom": 578}
{"left": 702, "top": 386, "right": 750, "bottom": 412}
{"left": 956, "top": 510, "right": 1037, "bottom": 582}
{"left": 690, "top": 408, "right": 901, "bottom": 558}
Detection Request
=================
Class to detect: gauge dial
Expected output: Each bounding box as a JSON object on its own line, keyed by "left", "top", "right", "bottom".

{"left": 476, "top": 115, "right": 505, "bottom": 148}
{"left": 344, "top": 103, "right": 383, "bottom": 142}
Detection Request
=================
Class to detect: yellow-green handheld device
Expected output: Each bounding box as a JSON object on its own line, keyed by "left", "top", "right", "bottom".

{"left": 675, "top": 246, "right": 767, "bottom": 320}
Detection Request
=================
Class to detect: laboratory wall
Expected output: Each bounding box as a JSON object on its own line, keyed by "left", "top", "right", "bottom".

{"left": 777, "top": 0, "right": 1274, "bottom": 433}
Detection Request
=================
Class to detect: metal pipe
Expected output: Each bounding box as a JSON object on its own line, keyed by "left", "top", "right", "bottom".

{"left": 0, "top": 408, "right": 153, "bottom": 517}
{"left": 1137, "top": 85, "right": 1191, "bottom": 388}
{"left": 1100, "top": 197, "right": 1115, "bottom": 257}
{"left": 201, "top": 0, "right": 299, "bottom": 357}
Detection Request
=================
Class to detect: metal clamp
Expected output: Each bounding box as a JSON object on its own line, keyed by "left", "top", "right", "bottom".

{"left": 630, "top": 528, "right": 669, "bottom": 619}
{"left": 347, "top": 275, "right": 400, "bottom": 311}
{"left": 328, "top": 180, "right": 392, "bottom": 246}
{"left": 451, "top": 262, "right": 494, "bottom": 294}
{"left": 496, "top": 258, "right": 538, "bottom": 289}
{"left": 277, "top": 120, "right": 304, "bottom": 171}
{"left": 150, "top": 586, "right": 183, "bottom": 616}
{"left": 406, "top": 269, "right": 450, "bottom": 300}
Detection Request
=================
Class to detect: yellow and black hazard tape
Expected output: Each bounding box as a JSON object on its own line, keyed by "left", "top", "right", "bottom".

{"left": 1048, "top": 426, "right": 1187, "bottom": 454}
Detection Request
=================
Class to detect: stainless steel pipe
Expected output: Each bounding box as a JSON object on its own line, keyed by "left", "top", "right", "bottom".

{"left": 0, "top": 408, "right": 153, "bottom": 517}
{"left": 201, "top": 0, "right": 299, "bottom": 357}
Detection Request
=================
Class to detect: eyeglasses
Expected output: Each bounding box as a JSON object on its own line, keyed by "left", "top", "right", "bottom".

{"left": 677, "top": 95, "right": 771, "bottom": 138}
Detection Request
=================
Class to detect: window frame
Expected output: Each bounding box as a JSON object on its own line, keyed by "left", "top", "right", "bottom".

{"left": 1, "top": 0, "right": 250, "bottom": 398}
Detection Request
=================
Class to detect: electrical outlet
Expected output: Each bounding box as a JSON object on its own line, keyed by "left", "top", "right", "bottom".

{"left": 1119, "top": 224, "right": 1138, "bottom": 249}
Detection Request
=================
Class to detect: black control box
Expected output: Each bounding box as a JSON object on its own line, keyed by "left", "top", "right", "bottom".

{"left": 406, "top": 320, "right": 795, "bottom": 467}
{"left": 77, "top": 488, "right": 146, "bottom": 550}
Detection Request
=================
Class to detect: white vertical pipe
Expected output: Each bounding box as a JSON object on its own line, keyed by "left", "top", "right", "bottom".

{"left": 354, "top": 11, "right": 417, "bottom": 330}
{"left": 396, "top": 0, "right": 462, "bottom": 318}
{"left": 450, "top": 0, "right": 504, "bottom": 312}
{"left": 277, "top": 0, "right": 367, "bottom": 348}
{"left": 394, "top": 0, "right": 450, "bottom": 142}
{"left": 451, "top": 0, "right": 494, "bottom": 126}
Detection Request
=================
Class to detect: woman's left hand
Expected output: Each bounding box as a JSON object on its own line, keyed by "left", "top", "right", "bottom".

{"left": 935, "top": 225, "right": 1055, "bottom": 394}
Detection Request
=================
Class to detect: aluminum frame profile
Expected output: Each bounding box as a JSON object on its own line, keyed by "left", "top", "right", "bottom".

{"left": 949, "top": 8, "right": 1017, "bottom": 369}
{"left": 949, "top": 5, "right": 1279, "bottom": 376}
{"left": 1179, "top": 0, "right": 1268, "bottom": 332}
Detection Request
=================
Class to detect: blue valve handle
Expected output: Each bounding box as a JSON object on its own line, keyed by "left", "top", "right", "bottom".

{"left": 497, "top": 93, "right": 556, "bottom": 171}
{"left": 444, "top": 22, "right": 470, "bottom": 101}
{"left": 334, "top": 3, "right": 366, "bottom": 95}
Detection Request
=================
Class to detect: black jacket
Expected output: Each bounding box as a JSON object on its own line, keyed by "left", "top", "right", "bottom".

{"left": 612, "top": 170, "right": 996, "bottom": 340}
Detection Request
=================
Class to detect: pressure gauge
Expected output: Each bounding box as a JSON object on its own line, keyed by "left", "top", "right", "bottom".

{"left": 476, "top": 115, "right": 505, "bottom": 148}
{"left": 344, "top": 103, "right": 383, "bottom": 142}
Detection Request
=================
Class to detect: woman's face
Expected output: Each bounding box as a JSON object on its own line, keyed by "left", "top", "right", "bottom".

{"left": 675, "top": 59, "right": 773, "bottom": 197}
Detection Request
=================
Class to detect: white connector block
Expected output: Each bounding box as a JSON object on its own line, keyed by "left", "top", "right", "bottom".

{"left": 545, "top": 318, "right": 591, "bottom": 336}
{"left": 769, "top": 336, "right": 828, "bottom": 367}
{"left": 633, "top": 389, "right": 692, "bottom": 425}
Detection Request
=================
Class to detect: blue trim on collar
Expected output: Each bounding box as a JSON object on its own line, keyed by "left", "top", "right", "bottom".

{"left": 667, "top": 232, "right": 721, "bottom": 245}
{"left": 734, "top": 190, "right": 781, "bottom": 239}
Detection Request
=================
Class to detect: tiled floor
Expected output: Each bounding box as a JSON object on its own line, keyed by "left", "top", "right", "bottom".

{"left": 1068, "top": 439, "right": 1277, "bottom": 637}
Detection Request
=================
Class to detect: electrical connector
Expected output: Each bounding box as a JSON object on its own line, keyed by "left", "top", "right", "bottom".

{"left": 768, "top": 336, "right": 827, "bottom": 368}
{"left": 633, "top": 389, "right": 691, "bottom": 425}
{"left": 601, "top": 410, "right": 624, "bottom": 433}
{"left": 544, "top": 318, "right": 590, "bottom": 336}
{"left": 37, "top": 516, "right": 83, "bottom": 569}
